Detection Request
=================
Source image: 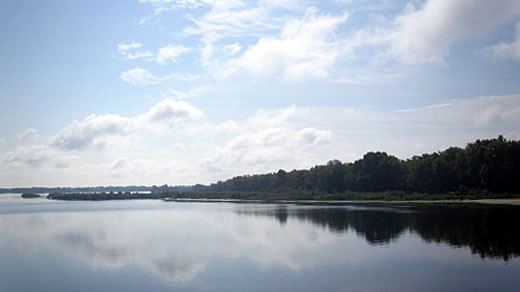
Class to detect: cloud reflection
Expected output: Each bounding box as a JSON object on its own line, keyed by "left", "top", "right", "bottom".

{"left": 0, "top": 201, "right": 519, "bottom": 289}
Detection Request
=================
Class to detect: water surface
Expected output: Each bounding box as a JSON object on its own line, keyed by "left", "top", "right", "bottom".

{"left": 1, "top": 194, "right": 519, "bottom": 291}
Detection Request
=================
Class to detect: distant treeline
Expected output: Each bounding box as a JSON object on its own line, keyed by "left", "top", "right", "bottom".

{"left": 0, "top": 185, "right": 200, "bottom": 195}
{"left": 47, "top": 191, "right": 170, "bottom": 201}
{"left": 0, "top": 185, "right": 151, "bottom": 194}
{"left": 202, "top": 136, "right": 520, "bottom": 196}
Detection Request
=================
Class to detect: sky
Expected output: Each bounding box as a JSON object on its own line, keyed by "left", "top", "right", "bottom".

{"left": 1, "top": 0, "right": 520, "bottom": 187}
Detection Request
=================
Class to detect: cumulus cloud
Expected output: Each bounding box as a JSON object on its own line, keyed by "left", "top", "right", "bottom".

{"left": 470, "top": 96, "right": 520, "bottom": 127}
{"left": 220, "top": 7, "right": 349, "bottom": 80}
{"left": 6, "top": 145, "right": 78, "bottom": 168}
{"left": 111, "top": 156, "right": 130, "bottom": 170}
{"left": 228, "top": 127, "right": 330, "bottom": 150}
{"left": 137, "top": 0, "right": 520, "bottom": 83}
{"left": 4, "top": 93, "right": 520, "bottom": 186}
{"left": 388, "top": 0, "right": 520, "bottom": 64}
{"left": 16, "top": 128, "right": 38, "bottom": 142}
{"left": 52, "top": 114, "right": 132, "bottom": 151}
{"left": 200, "top": 94, "right": 520, "bottom": 178}
{"left": 298, "top": 127, "right": 331, "bottom": 145}
{"left": 120, "top": 68, "right": 199, "bottom": 85}
{"left": 199, "top": 104, "right": 334, "bottom": 175}
{"left": 51, "top": 99, "right": 204, "bottom": 151}
{"left": 136, "top": 99, "right": 204, "bottom": 127}
{"left": 202, "top": 127, "right": 332, "bottom": 171}
{"left": 107, "top": 157, "right": 135, "bottom": 178}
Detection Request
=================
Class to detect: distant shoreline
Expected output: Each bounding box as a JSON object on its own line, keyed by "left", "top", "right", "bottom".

{"left": 42, "top": 191, "right": 520, "bottom": 206}
{"left": 163, "top": 198, "right": 520, "bottom": 206}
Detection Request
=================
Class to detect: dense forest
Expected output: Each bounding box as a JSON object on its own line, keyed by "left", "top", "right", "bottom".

{"left": 199, "top": 136, "right": 520, "bottom": 197}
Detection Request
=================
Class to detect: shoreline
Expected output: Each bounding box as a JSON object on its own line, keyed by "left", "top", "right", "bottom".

{"left": 164, "top": 198, "right": 520, "bottom": 206}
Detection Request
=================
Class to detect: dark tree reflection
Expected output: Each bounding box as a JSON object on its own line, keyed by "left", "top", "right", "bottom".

{"left": 236, "top": 204, "right": 520, "bottom": 260}
{"left": 410, "top": 205, "right": 520, "bottom": 261}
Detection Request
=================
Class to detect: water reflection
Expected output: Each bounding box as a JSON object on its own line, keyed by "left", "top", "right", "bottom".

{"left": 1, "top": 200, "right": 520, "bottom": 291}
{"left": 236, "top": 204, "right": 520, "bottom": 260}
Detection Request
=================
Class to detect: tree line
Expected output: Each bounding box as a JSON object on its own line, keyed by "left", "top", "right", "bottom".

{"left": 0, "top": 185, "right": 151, "bottom": 194}
{"left": 206, "top": 136, "right": 520, "bottom": 195}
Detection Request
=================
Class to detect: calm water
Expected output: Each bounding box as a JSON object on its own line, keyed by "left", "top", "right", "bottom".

{"left": 1, "top": 194, "right": 519, "bottom": 292}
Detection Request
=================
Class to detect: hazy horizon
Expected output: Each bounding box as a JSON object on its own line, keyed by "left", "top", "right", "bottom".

{"left": 2, "top": 0, "right": 520, "bottom": 187}
{"left": 0, "top": 135, "right": 512, "bottom": 189}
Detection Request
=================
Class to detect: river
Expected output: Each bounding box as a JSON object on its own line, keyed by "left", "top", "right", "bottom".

{"left": 1, "top": 193, "right": 519, "bottom": 291}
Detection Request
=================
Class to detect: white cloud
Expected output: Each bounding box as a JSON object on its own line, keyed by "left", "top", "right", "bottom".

{"left": 220, "top": 7, "right": 349, "bottom": 80}
{"left": 16, "top": 128, "right": 38, "bottom": 142}
{"left": 5, "top": 92, "right": 520, "bottom": 186}
{"left": 136, "top": 0, "right": 520, "bottom": 83}
{"left": 51, "top": 114, "right": 132, "bottom": 151}
{"left": 166, "top": 86, "right": 207, "bottom": 99}
{"left": 111, "top": 156, "right": 130, "bottom": 170}
{"left": 120, "top": 68, "right": 160, "bottom": 85}
{"left": 182, "top": 0, "right": 297, "bottom": 65}
{"left": 118, "top": 42, "right": 190, "bottom": 64}
{"left": 298, "top": 127, "right": 331, "bottom": 145}
{"left": 397, "top": 95, "right": 520, "bottom": 129}
{"left": 118, "top": 42, "right": 143, "bottom": 52}
{"left": 6, "top": 145, "right": 78, "bottom": 169}
{"left": 156, "top": 44, "right": 191, "bottom": 65}
{"left": 127, "top": 51, "right": 155, "bottom": 60}
{"left": 120, "top": 68, "right": 199, "bottom": 85}
{"left": 140, "top": 0, "right": 206, "bottom": 10}
{"left": 118, "top": 42, "right": 154, "bottom": 60}
{"left": 223, "top": 42, "right": 242, "bottom": 55}
{"left": 136, "top": 98, "right": 204, "bottom": 127}
{"left": 388, "top": 0, "right": 520, "bottom": 64}
{"left": 213, "top": 120, "right": 238, "bottom": 132}
{"left": 199, "top": 105, "right": 334, "bottom": 176}
{"left": 482, "top": 22, "right": 520, "bottom": 61}
{"left": 202, "top": 126, "right": 332, "bottom": 171}
{"left": 200, "top": 94, "right": 520, "bottom": 178}
{"left": 50, "top": 99, "right": 204, "bottom": 151}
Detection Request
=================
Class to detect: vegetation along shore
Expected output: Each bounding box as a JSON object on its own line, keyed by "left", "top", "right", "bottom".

{"left": 45, "top": 136, "right": 520, "bottom": 203}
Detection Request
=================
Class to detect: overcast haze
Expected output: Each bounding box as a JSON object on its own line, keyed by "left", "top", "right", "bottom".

{"left": 2, "top": 0, "right": 520, "bottom": 187}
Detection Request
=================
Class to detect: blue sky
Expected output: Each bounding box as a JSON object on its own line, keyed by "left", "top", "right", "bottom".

{"left": 2, "top": 0, "right": 520, "bottom": 187}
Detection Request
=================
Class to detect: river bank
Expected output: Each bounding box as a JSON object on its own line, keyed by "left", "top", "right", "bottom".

{"left": 164, "top": 197, "right": 520, "bottom": 206}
